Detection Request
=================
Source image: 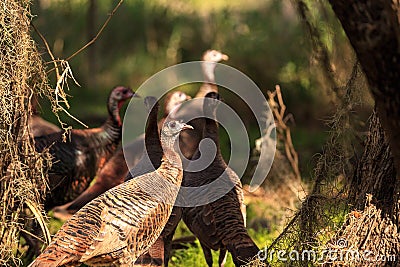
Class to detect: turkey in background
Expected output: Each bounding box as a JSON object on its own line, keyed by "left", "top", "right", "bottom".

{"left": 34, "top": 85, "right": 136, "bottom": 210}
{"left": 30, "top": 120, "right": 193, "bottom": 267}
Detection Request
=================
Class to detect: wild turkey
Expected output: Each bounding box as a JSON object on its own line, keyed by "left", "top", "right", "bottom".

{"left": 29, "top": 116, "right": 60, "bottom": 137}
{"left": 127, "top": 92, "right": 190, "bottom": 180}
{"left": 158, "top": 90, "right": 191, "bottom": 129}
{"left": 53, "top": 93, "right": 190, "bottom": 219}
{"left": 175, "top": 50, "right": 228, "bottom": 160}
{"left": 126, "top": 94, "right": 186, "bottom": 266}
{"left": 29, "top": 95, "right": 61, "bottom": 137}
{"left": 181, "top": 92, "right": 258, "bottom": 267}
{"left": 30, "top": 120, "right": 193, "bottom": 267}
{"left": 196, "top": 49, "right": 229, "bottom": 98}
{"left": 34, "top": 86, "right": 135, "bottom": 210}
{"left": 138, "top": 51, "right": 230, "bottom": 266}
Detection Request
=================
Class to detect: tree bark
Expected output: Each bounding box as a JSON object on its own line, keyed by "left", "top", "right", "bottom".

{"left": 328, "top": 1, "right": 400, "bottom": 178}
{"left": 350, "top": 112, "right": 397, "bottom": 219}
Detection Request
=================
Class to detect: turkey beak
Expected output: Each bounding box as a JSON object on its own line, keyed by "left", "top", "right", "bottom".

{"left": 221, "top": 54, "right": 229, "bottom": 61}
{"left": 125, "top": 88, "right": 139, "bottom": 99}
{"left": 181, "top": 124, "right": 194, "bottom": 131}
{"left": 185, "top": 95, "right": 192, "bottom": 100}
{"left": 133, "top": 92, "right": 141, "bottom": 98}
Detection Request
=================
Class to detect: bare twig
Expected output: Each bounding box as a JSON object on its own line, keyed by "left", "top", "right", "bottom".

{"left": 32, "top": 17, "right": 94, "bottom": 129}
{"left": 42, "top": 0, "right": 124, "bottom": 76}
{"left": 66, "top": 0, "right": 124, "bottom": 61}
{"left": 267, "top": 85, "right": 301, "bottom": 180}
{"left": 31, "top": 23, "right": 60, "bottom": 81}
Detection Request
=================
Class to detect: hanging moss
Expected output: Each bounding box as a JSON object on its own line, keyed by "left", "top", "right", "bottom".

{"left": 0, "top": 0, "right": 52, "bottom": 265}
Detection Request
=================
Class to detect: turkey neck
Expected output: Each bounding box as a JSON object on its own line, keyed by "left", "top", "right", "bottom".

{"left": 102, "top": 96, "right": 124, "bottom": 142}
{"left": 204, "top": 109, "right": 225, "bottom": 164}
{"left": 145, "top": 103, "right": 163, "bottom": 165}
{"left": 197, "top": 62, "right": 218, "bottom": 97}
{"left": 158, "top": 133, "right": 183, "bottom": 185}
{"left": 202, "top": 61, "right": 216, "bottom": 84}
{"left": 163, "top": 100, "right": 176, "bottom": 119}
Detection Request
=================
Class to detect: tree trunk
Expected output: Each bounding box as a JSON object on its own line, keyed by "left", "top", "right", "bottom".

{"left": 350, "top": 112, "right": 397, "bottom": 219}
{"left": 328, "top": 1, "right": 400, "bottom": 177}
{"left": 329, "top": 0, "right": 400, "bottom": 222}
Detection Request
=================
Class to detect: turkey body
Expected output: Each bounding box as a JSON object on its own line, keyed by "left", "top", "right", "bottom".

{"left": 181, "top": 92, "right": 258, "bottom": 267}
{"left": 35, "top": 86, "right": 135, "bottom": 210}
{"left": 53, "top": 92, "right": 190, "bottom": 219}
{"left": 29, "top": 95, "right": 61, "bottom": 137}
{"left": 29, "top": 115, "right": 60, "bottom": 137}
{"left": 30, "top": 120, "right": 192, "bottom": 267}
{"left": 36, "top": 127, "right": 118, "bottom": 209}
{"left": 174, "top": 50, "right": 228, "bottom": 160}
{"left": 53, "top": 147, "right": 128, "bottom": 219}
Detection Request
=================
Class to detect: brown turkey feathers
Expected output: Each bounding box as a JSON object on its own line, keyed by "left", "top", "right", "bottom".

{"left": 34, "top": 86, "right": 136, "bottom": 211}
{"left": 30, "top": 120, "right": 193, "bottom": 267}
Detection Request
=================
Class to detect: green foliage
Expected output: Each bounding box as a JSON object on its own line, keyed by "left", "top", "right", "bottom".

{"left": 169, "top": 239, "right": 209, "bottom": 267}
{"left": 291, "top": 127, "right": 329, "bottom": 181}
{"left": 173, "top": 221, "right": 193, "bottom": 239}
{"left": 30, "top": 0, "right": 356, "bottom": 177}
{"left": 46, "top": 211, "right": 66, "bottom": 235}
{"left": 170, "top": 227, "right": 278, "bottom": 267}
{"left": 31, "top": 0, "right": 319, "bottom": 114}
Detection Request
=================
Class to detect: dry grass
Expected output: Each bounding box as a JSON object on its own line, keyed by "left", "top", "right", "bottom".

{"left": 0, "top": 1, "right": 129, "bottom": 264}
{"left": 324, "top": 195, "right": 399, "bottom": 266}
{"left": 0, "top": 0, "right": 53, "bottom": 265}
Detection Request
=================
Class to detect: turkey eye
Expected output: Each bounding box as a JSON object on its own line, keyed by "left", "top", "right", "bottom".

{"left": 169, "top": 122, "right": 176, "bottom": 128}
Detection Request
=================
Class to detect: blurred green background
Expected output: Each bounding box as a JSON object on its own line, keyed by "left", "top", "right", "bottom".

{"left": 32, "top": 0, "right": 368, "bottom": 179}
{"left": 29, "top": 1, "right": 374, "bottom": 265}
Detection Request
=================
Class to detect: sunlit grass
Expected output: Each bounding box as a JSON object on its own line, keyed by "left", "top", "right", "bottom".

{"left": 41, "top": 200, "right": 282, "bottom": 267}
{"left": 169, "top": 226, "right": 278, "bottom": 267}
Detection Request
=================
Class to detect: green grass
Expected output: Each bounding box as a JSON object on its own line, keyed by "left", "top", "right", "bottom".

{"left": 169, "top": 238, "right": 208, "bottom": 267}
{"left": 40, "top": 205, "right": 279, "bottom": 267}
{"left": 169, "top": 227, "right": 277, "bottom": 267}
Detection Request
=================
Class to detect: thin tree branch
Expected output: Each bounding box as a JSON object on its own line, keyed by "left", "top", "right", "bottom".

{"left": 31, "top": 23, "right": 60, "bottom": 80}
{"left": 66, "top": 0, "right": 124, "bottom": 61}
